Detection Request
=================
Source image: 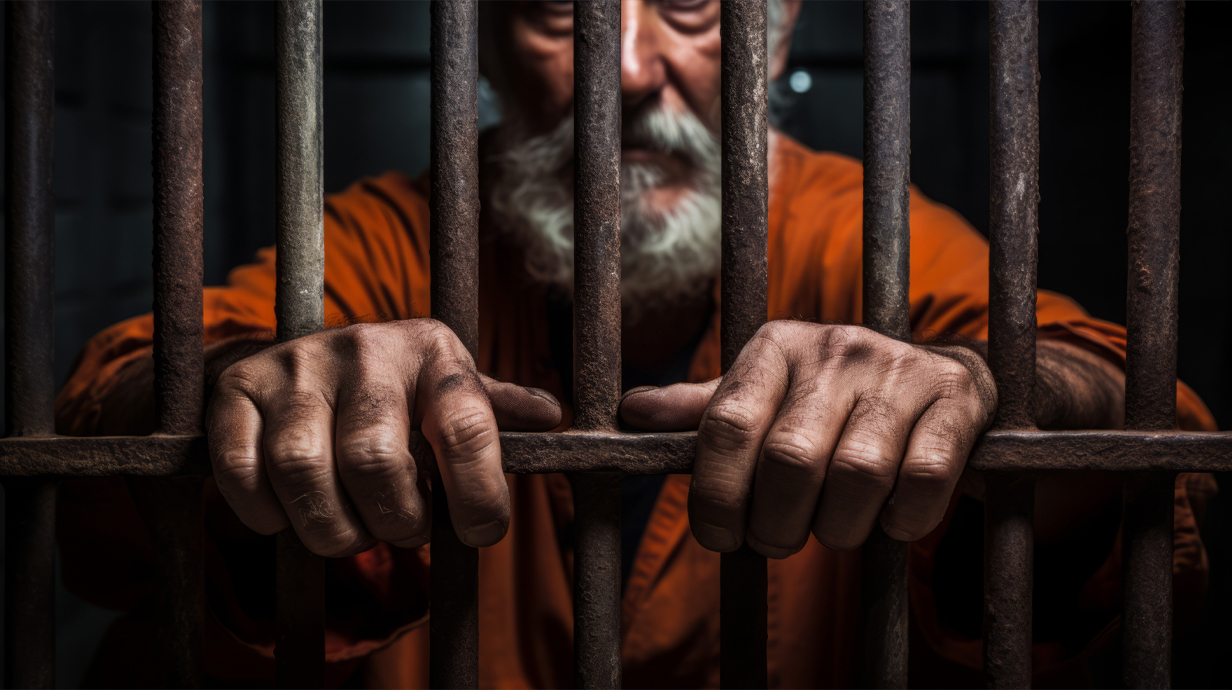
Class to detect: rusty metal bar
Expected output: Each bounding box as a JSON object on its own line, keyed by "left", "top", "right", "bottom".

{"left": 984, "top": 1, "right": 1039, "bottom": 687}
{"left": 570, "top": 1, "right": 623, "bottom": 686}
{"left": 5, "top": 428, "right": 1232, "bottom": 478}
{"left": 428, "top": 0, "right": 480, "bottom": 687}
{"left": 1123, "top": 2, "right": 1184, "bottom": 687}
{"left": 719, "top": 2, "right": 769, "bottom": 688}
{"left": 3, "top": 2, "right": 56, "bottom": 687}
{"left": 135, "top": 2, "right": 208, "bottom": 686}
{"left": 858, "top": 0, "right": 910, "bottom": 687}
{"left": 274, "top": 1, "right": 326, "bottom": 687}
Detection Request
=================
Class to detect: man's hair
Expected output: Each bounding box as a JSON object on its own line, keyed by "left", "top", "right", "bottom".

{"left": 489, "top": 103, "right": 721, "bottom": 318}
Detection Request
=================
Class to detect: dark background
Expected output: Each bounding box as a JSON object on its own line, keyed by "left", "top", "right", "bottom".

{"left": 0, "top": 1, "right": 1227, "bottom": 686}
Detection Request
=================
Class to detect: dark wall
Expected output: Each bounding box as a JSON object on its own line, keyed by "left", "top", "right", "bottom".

{"left": 0, "top": 1, "right": 1226, "bottom": 686}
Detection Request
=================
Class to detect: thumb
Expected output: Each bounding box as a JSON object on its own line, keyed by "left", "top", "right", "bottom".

{"left": 620, "top": 378, "right": 721, "bottom": 431}
{"left": 481, "top": 374, "right": 563, "bottom": 431}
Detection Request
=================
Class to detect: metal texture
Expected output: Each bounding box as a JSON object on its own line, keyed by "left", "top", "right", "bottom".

{"left": 153, "top": 0, "right": 205, "bottom": 436}
{"left": 719, "top": 2, "right": 770, "bottom": 688}
{"left": 4, "top": 429, "right": 1232, "bottom": 478}
{"left": 572, "top": 0, "right": 622, "bottom": 434}
{"left": 984, "top": 2, "right": 1039, "bottom": 686}
{"left": 275, "top": 0, "right": 325, "bottom": 342}
{"left": 1123, "top": 2, "right": 1184, "bottom": 687}
{"left": 142, "top": 3, "right": 207, "bottom": 685}
{"left": 429, "top": 1, "right": 480, "bottom": 687}
{"left": 859, "top": 1, "right": 910, "bottom": 687}
{"left": 568, "top": 472, "right": 624, "bottom": 689}
{"left": 275, "top": 2, "right": 325, "bottom": 687}
{"left": 3, "top": 2, "right": 56, "bottom": 687}
{"left": 571, "top": 2, "right": 623, "bottom": 687}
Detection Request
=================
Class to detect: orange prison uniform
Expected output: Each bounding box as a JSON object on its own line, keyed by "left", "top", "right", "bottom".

{"left": 56, "top": 134, "right": 1217, "bottom": 688}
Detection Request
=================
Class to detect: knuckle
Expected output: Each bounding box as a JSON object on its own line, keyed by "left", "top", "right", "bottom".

{"left": 437, "top": 407, "right": 497, "bottom": 458}
{"left": 336, "top": 434, "right": 407, "bottom": 479}
{"left": 931, "top": 358, "right": 974, "bottom": 397}
{"left": 760, "top": 431, "right": 826, "bottom": 480}
{"left": 828, "top": 444, "right": 898, "bottom": 488}
{"left": 265, "top": 441, "right": 331, "bottom": 484}
{"left": 901, "top": 448, "right": 962, "bottom": 489}
{"left": 213, "top": 447, "right": 260, "bottom": 478}
{"left": 699, "top": 403, "right": 760, "bottom": 452}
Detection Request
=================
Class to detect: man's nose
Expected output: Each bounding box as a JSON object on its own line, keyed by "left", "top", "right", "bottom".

{"left": 621, "top": 0, "right": 666, "bottom": 109}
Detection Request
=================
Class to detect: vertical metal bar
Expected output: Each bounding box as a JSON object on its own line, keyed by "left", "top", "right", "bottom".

{"left": 719, "top": 2, "right": 769, "bottom": 689}
{"left": 428, "top": 1, "right": 480, "bottom": 687}
{"left": 570, "top": 2, "right": 623, "bottom": 687}
{"left": 3, "top": 2, "right": 56, "bottom": 687}
{"left": 1123, "top": 2, "right": 1183, "bottom": 688}
{"left": 984, "top": 2, "right": 1039, "bottom": 687}
{"left": 274, "top": 1, "right": 325, "bottom": 687}
{"left": 858, "top": 0, "right": 910, "bottom": 687}
{"left": 142, "top": 2, "right": 206, "bottom": 686}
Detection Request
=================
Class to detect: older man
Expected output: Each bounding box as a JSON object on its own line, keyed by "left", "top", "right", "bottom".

{"left": 57, "top": 1, "right": 1214, "bottom": 687}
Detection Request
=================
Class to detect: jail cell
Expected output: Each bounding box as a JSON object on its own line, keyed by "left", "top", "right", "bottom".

{"left": 1, "top": 0, "right": 1226, "bottom": 688}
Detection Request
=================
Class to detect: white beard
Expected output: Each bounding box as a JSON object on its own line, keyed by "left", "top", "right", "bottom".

{"left": 488, "top": 104, "right": 721, "bottom": 319}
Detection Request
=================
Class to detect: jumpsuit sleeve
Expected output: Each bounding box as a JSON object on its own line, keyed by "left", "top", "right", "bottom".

{"left": 54, "top": 171, "right": 436, "bottom": 679}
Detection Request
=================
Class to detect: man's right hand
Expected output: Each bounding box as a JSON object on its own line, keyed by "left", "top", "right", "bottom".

{"left": 207, "top": 319, "right": 562, "bottom": 557}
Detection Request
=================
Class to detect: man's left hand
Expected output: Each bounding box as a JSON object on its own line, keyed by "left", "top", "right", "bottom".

{"left": 620, "top": 321, "right": 997, "bottom": 557}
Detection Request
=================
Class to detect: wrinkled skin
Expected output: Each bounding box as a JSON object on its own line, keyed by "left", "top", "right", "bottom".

{"left": 208, "top": 0, "right": 1126, "bottom": 557}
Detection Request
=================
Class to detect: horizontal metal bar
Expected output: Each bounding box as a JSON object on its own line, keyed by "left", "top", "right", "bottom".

{"left": 5, "top": 429, "right": 1232, "bottom": 478}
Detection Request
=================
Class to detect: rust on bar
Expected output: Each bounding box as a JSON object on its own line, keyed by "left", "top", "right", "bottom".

{"left": 3, "top": 2, "right": 57, "bottom": 687}
{"left": 274, "top": 1, "right": 326, "bottom": 687}
{"left": 429, "top": 1, "right": 481, "bottom": 687}
{"left": 4, "top": 428, "right": 1232, "bottom": 479}
{"left": 1123, "top": 2, "right": 1184, "bottom": 688}
{"left": 719, "top": 2, "right": 769, "bottom": 688}
{"left": 984, "top": 1, "right": 1039, "bottom": 687}
{"left": 858, "top": 1, "right": 910, "bottom": 687}
{"left": 570, "top": 1, "right": 624, "bottom": 686}
{"left": 132, "top": 2, "right": 208, "bottom": 685}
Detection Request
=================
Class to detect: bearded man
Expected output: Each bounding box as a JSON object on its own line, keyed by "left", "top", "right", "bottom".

{"left": 56, "top": 1, "right": 1216, "bottom": 687}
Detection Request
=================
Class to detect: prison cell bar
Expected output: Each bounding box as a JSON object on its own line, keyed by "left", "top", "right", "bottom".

{"left": 984, "top": 1, "right": 1039, "bottom": 687}
{"left": 570, "top": 1, "right": 625, "bottom": 687}
{"left": 3, "top": 2, "right": 56, "bottom": 688}
{"left": 718, "top": 2, "right": 770, "bottom": 688}
{"left": 273, "top": 1, "right": 326, "bottom": 687}
{"left": 429, "top": 0, "right": 481, "bottom": 687}
{"left": 858, "top": 0, "right": 910, "bottom": 687}
{"left": 136, "top": 1, "right": 208, "bottom": 686}
{"left": 1123, "top": 2, "right": 1184, "bottom": 688}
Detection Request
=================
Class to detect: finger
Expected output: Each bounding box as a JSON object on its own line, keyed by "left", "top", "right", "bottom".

{"left": 878, "top": 399, "right": 978, "bottom": 541}
{"left": 688, "top": 336, "right": 791, "bottom": 552}
{"left": 335, "top": 379, "right": 430, "bottom": 549}
{"left": 264, "top": 388, "right": 374, "bottom": 557}
{"left": 208, "top": 379, "right": 289, "bottom": 535}
{"left": 619, "top": 379, "right": 721, "bottom": 431}
{"left": 745, "top": 380, "right": 852, "bottom": 559}
{"left": 480, "top": 374, "right": 562, "bottom": 431}
{"left": 811, "top": 393, "right": 924, "bottom": 551}
{"left": 418, "top": 339, "right": 509, "bottom": 547}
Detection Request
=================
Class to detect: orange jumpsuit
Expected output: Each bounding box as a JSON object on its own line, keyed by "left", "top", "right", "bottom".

{"left": 56, "top": 134, "right": 1216, "bottom": 688}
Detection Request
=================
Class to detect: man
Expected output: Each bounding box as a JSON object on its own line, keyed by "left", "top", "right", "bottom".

{"left": 57, "top": 1, "right": 1215, "bottom": 687}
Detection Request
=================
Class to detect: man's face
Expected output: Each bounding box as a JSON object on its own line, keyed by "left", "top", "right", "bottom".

{"left": 506, "top": 0, "right": 721, "bottom": 210}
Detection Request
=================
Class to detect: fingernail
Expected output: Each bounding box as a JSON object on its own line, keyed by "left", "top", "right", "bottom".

{"left": 623, "top": 385, "right": 659, "bottom": 398}
{"left": 746, "top": 533, "right": 793, "bottom": 560}
{"left": 692, "top": 522, "right": 739, "bottom": 552}
{"left": 880, "top": 522, "right": 913, "bottom": 542}
{"left": 523, "top": 386, "right": 558, "bottom": 404}
{"left": 463, "top": 520, "right": 506, "bottom": 546}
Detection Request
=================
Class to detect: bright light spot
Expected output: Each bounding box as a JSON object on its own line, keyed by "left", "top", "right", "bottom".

{"left": 789, "top": 70, "right": 812, "bottom": 94}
